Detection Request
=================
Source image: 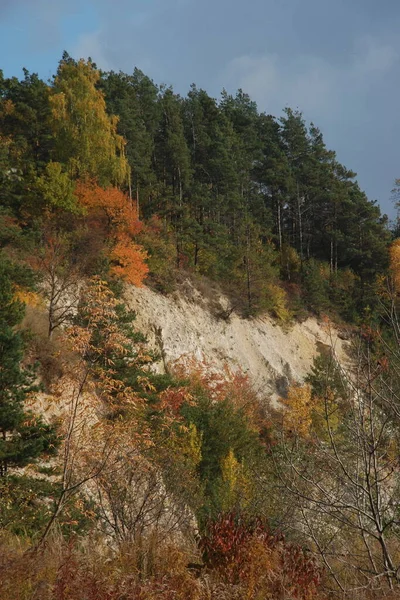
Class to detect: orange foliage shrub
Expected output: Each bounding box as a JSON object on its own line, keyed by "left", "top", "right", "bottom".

{"left": 159, "top": 386, "right": 194, "bottom": 417}
{"left": 110, "top": 233, "right": 148, "bottom": 286}
{"left": 170, "top": 357, "right": 268, "bottom": 435}
{"left": 76, "top": 179, "right": 142, "bottom": 236}
{"left": 75, "top": 180, "right": 148, "bottom": 285}
{"left": 0, "top": 525, "right": 324, "bottom": 600}
{"left": 200, "top": 512, "right": 322, "bottom": 599}
{"left": 170, "top": 357, "right": 248, "bottom": 403}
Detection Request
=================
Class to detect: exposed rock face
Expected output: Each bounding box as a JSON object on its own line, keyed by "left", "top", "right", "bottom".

{"left": 125, "top": 283, "right": 350, "bottom": 402}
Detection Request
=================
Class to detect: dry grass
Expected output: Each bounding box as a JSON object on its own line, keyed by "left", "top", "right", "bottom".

{"left": 2, "top": 529, "right": 398, "bottom": 599}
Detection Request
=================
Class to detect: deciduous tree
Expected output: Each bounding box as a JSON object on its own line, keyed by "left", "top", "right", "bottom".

{"left": 51, "top": 57, "right": 128, "bottom": 186}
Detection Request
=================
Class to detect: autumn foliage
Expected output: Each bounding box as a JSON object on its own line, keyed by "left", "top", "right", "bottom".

{"left": 281, "top": 383, "right": 315, "bottom": 439}
{"left": 50, "top": 58, "right": 128, "bottom": 186}
{"left": 0, "top": 517, "right": 323, "bottom": 600}
{"left": 200, "top": 512, "right": 322, "bottom": 599}
{"left": 109, "top": 233, "right": 148, "bottom": 286}
{"left": 171, "top": 357, "right": 263, "bottom": 424}
{"left": 76, "top": 180, "right": 142, "bottom": 236}
{"left": 389, "top": 238, "right": 400, "bottom": 293}
{"left": 76, "top": 180, "right": 148, "bottom": 285}
{"left": 0, "top": 535, "right": 202, "bottom": 600}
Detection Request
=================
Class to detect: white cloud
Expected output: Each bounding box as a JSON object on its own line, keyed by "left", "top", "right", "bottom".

{"left": 224, "top": 53, "right": 334, "bottom": 116}
{"left": 223, "top": 36, "right": 399, "bottom": 118}
{"left": 73, "top": 30, "right": 113, "bottom": 71}
{"left": 353, "top": 35, "right": 398, "bottom": 76}
{"left": 225, "top": 54, "right": 279, "bottom": 100}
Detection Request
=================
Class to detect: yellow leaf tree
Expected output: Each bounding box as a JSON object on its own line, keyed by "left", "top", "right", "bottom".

{"left": 220, "top": 448, "right": 253, "bottom": 512}
{"left": 389, "top": 238, "right": 400, "bottom": 293}
{"left": 35, "top": 161, "right": 80, "bottom": 214}
{"left": 50, "top": 57, "right": 128, "bottom": 186}
{"left": 281, "top": 383, "right": 314, "bottom": 439}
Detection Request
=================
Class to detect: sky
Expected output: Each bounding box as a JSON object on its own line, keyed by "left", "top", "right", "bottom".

{"left": 0, "top": 0, "right": 399, "bottom": 218}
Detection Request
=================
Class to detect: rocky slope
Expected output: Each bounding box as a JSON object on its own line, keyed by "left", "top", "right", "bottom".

{"left": 125, "top": 281, "right": 350, "bottom": 402}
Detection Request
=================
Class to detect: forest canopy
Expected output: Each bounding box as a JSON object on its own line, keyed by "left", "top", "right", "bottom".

{"left": 0, "top": 52, "right": 392, "bottom": 321}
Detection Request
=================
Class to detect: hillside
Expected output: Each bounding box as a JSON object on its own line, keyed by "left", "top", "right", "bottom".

{"left": 127, "top": 281, "right": 350, "bottom": 402}
{"left": 1, "top": 53, "right": 400, "bottom": 599}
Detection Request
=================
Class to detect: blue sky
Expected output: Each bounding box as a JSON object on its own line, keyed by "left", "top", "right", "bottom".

{"left": 1, "top": 0, "right": 399, "bottom": 218}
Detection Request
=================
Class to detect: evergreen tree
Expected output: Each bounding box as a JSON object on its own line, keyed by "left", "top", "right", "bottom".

{"left": 100, "top": 68, "right": 160, "bottom": 215}
{"left": 154, "top": 87, "right": 192, "bottom": 266}
{"left": 279, "top": 108, "right": 310, "bottom": 258}
{"left": 301, "top": 258, "right": 330, "bottom": 315}
{"left": 0, "top": 69, "right": 54, "bottom": 219}
{"left": 0, "top": 69, "right": 53, "bottom": 173}
{"left": 182, "top": 86, "right": 235, "bottom": 272}
{"left": 0, "top": 256, "right": 58, "bottom": 476}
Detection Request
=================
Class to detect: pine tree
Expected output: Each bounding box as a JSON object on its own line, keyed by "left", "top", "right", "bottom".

{"left": 255, "top": 113, "right": 291, "bottom": 255}
{"left": 100, "top": 68, "right": 160, "bottom": 215}
{"left": 0, "top": 256, "right": 58, "bottom": 475}
{"left": 154, "top": 87, "right": 192, "bottom": 266}
{"left": 279, "top": 108, "right": 310, "bottom": 259}
{"left": 0, "top": 68, "right": 53, "bottom": 173}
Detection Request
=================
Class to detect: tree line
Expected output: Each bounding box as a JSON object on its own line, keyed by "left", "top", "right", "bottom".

{"left": 0, "top": 52, "right": 391, "bottom": 320}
